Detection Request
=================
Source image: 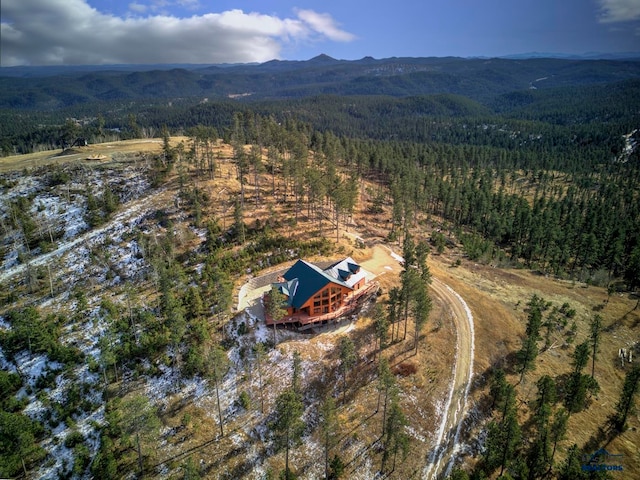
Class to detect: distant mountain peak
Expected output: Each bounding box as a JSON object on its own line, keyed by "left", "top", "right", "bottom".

{"left": 308, "top": 54, "right": 338, "bottom": 64}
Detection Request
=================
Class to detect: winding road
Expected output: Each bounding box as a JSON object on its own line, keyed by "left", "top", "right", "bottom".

{"left": 354, "top": 240, "right": 476, "bottom": 478}
{"left": 422, "top": 277, "right": 475, "bottom": 479}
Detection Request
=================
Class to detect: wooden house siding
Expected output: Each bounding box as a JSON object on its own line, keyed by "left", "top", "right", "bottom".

{"left": 298, "top": 283, "right": 352, "bottom": 316}
{"left": 266, "top": 257, "right": 372, "bottom": 326}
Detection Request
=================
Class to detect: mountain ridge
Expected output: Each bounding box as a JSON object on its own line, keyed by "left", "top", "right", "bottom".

{"left": 1, "top": 54, "right": 639, "bottom": 110}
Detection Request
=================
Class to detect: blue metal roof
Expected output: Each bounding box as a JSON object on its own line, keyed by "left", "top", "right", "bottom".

{"left": 282, "top": 259, "right": 351, "bottom": 309}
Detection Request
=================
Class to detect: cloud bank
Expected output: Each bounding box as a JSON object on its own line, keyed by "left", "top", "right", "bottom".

{"left": 598, "top": 0, "right": 640, "bottom": 23}
{"left": 0, "top": 0, "right": 355, "bottom": 66}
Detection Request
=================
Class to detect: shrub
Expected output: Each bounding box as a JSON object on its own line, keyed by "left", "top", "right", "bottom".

{"left": 64, "top": 430, "right": 85, "bottom": 448}
{"left": 237, "top": 322, "right": 247, "bottom": 336}
{"left": 238, "top": 391, "right": 251, "bottom": 410}
{"left": 393, "top": 362, "right": 418, "bottom": 377}
{"left": 73, "top": 443, "right": 91, "bottom": 476}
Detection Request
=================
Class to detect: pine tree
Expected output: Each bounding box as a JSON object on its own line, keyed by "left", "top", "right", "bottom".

{"left": 266, "top": 286, "right": 288, "bottom": 345}
{"left": 184, "top": 286, "right": 205, "bottom": 321}
{"left": 611, "top": 364, "right": 640, "bottom": 431}
{"left": 328, "top": 454, "right": 345, "bottom": 480}
{"left": 589, "top": 314, "right": 602, "bottom": 378}
{"left": 516, "top": 295, "right": 544, "bottom": 383}
{"left": 565, "top": 341, "right": 599, "bottom": 413}
{"left": 526, "top": 403, "right": 551, "bottom": 479}
{"left": 381, "top": 393, "right": 408, "bottom": 474}
{"left": 489, "top": 368, "right": 508, "bottom": 410}
{"left": 387, "top": 287, "right": 401, "bottom": 342}
{"left": 117, "top": 395, "right": 161, "bottom": 476}
{"left": 412, "top": 282, "right": 431, "bottom": 353}
{"left": 254, "top": 342, "right": 266, "bottom": 414}
{"left": 498, "top": 407, "right": 522, "bottom": 476}
{"left": 271, "top": 389, "right": 305, "bottom": 479}
{"left": 320, "top": 396, "right": 339, "bottom": 480}
{"left": 548, "top": 408, "right": 568, "bottom": 473}
{"left": 338, "top": 336, "right": 356, "bottom": 402}
{"left": 373, "top": 303, "right": 389, "bottom": 360}
{"left": 233, "top": 198, "right": 246, "bottom": 244}
{"left": 206, "top": 345, "right": 230, "bottom": 437}
{"left": 400, "top": 234, "right": 420, "bottom": 340}
{"left": 249, "top": 144, "right": 264, "bottom": 206}
{"left": 377, "top": 357, "right": 395, "bottom": 430}
{"left": 572, "top": 341, "right": 590, "bottom": 374}
{"left": 533, "top": 375, "right": 556, "bottom": 416}
{"left": 557, "top": 444, "right": 587, "bottom": 480}
{"left": 483, "top": 398, "right": 521, "bottom": 477}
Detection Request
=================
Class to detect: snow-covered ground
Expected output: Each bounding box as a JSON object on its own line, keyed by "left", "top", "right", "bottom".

{"left": 0, "top": 161, "right": 160, "bottom": 479}
{"left": 618, "top": 129, "right": 639, "bottom": 163}
{"left": 1, "top": 159, "right": 400, "bottom": 479}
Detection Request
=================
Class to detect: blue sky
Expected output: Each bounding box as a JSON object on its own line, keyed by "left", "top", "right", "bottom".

{"left": 2, "top": 0, "right": 639, "bottom": 65}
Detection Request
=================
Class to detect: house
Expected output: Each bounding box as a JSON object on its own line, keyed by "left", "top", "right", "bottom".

{"left": 266, "top": 257, "right": 376, "bottom": 330}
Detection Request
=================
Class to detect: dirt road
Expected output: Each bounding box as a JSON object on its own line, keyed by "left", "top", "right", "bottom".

{"left": 422, "top": 277, "right": 475, "bottom": 479}
{"left": 340, "top": 237, "right": 476, "bottom": 478}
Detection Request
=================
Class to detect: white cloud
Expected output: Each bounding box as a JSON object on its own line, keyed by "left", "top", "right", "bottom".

{"left": 598, "top": 0, "right": 640, "bottom": 23}
{"left": 146, "top": 0, "right": 192, "bottom": 15}
{"left": 177, "top": 0, "right": 200, "bottom": 8}
{"left": 129, "top": 2, "right": 148, "bottom": 14}
{"left": 295, "top": 9, "right": 356, "bottom": 42}
{"left": 0, "top": 0, "right": 355, "bottom": 66}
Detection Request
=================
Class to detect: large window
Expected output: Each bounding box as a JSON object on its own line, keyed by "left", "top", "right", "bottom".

{"left": 329, "top": 286, "right": 342, "bottom": 308}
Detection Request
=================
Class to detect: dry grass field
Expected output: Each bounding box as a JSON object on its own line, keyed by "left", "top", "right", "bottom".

{"left": 167, "top": 138, "right": 639, "bottom": 477}
{"left": 0, "top": 138, "right": 184, "bottom": 173}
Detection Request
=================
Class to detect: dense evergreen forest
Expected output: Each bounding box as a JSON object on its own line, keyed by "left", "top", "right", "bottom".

{"left": 1, "top": 56, "right": 639, "bottom": 478}
{"left": 1, "top": 57, "right": 639, "bottom": 290}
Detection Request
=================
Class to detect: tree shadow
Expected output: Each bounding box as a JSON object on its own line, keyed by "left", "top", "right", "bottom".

{"left": 388, "top": 342, "right": 418, "bottom": 368}
{"left": 581, "top": 423, "right": 620, "bottom": 456}
{"left": 149, "top": 434, "right": 220, "bottom": 472}
{"left": 150, "top": 412, "right": 260, "bottom": 473}
{"left": 604, "top": 293, "right": 640, "bottom": 332}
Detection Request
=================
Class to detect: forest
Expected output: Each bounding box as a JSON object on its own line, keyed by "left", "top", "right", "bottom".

{"left": 1, "top": 56, "right": 639, "bottom": 479}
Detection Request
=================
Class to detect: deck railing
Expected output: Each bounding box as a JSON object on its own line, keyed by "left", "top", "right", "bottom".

{"left": 265, "top": 282, "right": 379, "bottom": 329}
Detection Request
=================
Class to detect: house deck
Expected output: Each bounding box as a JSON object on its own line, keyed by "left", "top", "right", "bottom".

{"left": 265, "top": 282, "right": 379, "bottom": 331}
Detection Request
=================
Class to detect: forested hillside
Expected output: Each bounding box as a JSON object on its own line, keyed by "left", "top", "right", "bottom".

{"left": 1, "top": 56, "right": 639, "bottom": 479}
